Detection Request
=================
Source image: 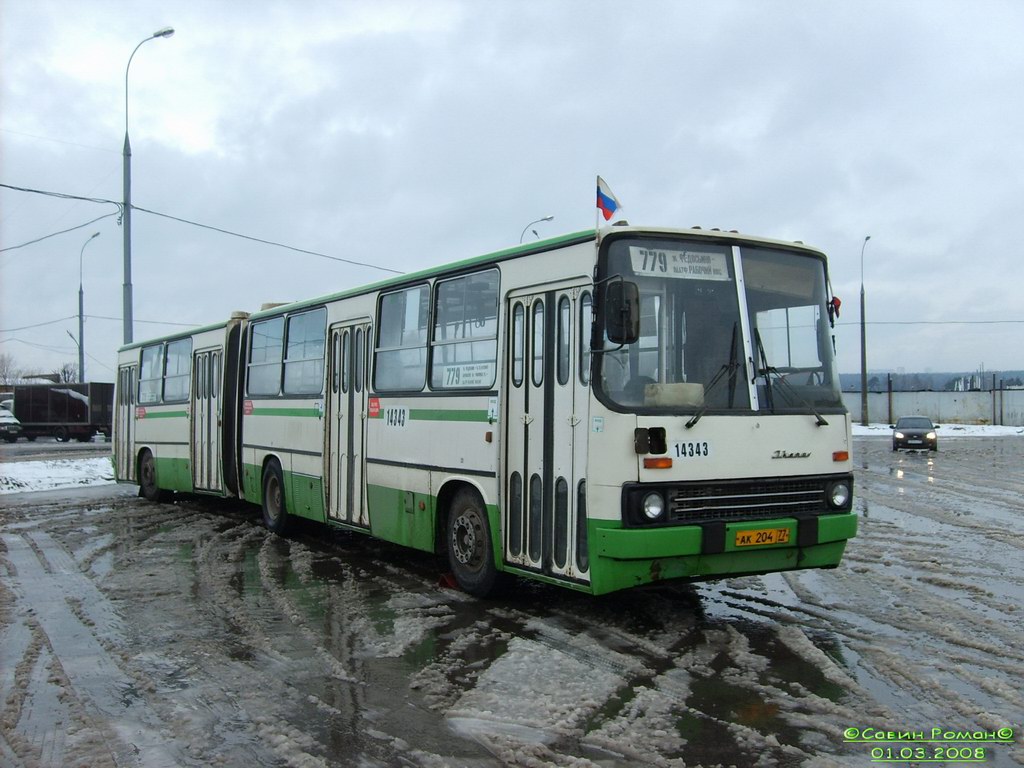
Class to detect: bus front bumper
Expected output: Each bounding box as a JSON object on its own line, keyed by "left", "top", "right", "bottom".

{"left": 588, "top": 512, "right": 857, "bottom": 595}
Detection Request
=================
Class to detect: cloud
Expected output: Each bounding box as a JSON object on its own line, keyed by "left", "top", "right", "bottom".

{"left": 3, "top": 0, "right": 1024, "bottom": 378}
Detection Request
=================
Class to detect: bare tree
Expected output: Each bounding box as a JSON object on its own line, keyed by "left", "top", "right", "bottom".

{"left": 55, "top": 362, "right": 78, "bottom": 383}
{"left": 0, "top": 353, "right": 22, "bottom": 387}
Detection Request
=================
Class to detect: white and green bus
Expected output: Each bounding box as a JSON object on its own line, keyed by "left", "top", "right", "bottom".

{"left": 113, "top": 225, "right": 856, "bottom": 596}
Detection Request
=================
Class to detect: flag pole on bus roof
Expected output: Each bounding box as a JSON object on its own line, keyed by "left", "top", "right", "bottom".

{"left": 596, "top": 175, "right": 622, "bottom": 236}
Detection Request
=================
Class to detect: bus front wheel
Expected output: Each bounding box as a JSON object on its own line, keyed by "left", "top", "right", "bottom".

{"left": 261, "top": 460, "right": 290, "bottom": 535}
{"left": 446, "top": 488, "right": 499, "bottom": 597}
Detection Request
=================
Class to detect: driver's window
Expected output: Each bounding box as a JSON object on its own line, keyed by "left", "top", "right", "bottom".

{"left": 755, "top": 306, "right": 822, "bottom": 369}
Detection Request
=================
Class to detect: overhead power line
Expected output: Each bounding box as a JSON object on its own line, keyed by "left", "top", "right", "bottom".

{"left": 0, "top": 316, "right": 78, "bottom": 333}
{"left": 86, "top": 314, "right": 198, "bottom": 328}
{"left": 0, "top": 314, "right": 197, "bottom": 334}
{"left": 132, "top": 205, "right": 404, "bottom": 274}
{"left": 0, "top": 211, "right": 122, "bottom": 253}
{"left": 0, "top": 182, "right": 403, "bottom": 274}
{"left": 0, "top": 127, "right": 120, "bottom": 154}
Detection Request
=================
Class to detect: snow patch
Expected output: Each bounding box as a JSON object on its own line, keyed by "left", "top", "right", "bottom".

{"left": 0, "top": 457, "right": 115, "bottom": 495}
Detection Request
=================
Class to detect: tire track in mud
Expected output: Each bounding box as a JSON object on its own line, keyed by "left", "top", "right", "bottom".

{"left": 172, "top": 513, "right": 498, "bottom": 766}
{"left": 2, "top": 527, "right": 182, "bottom": 767}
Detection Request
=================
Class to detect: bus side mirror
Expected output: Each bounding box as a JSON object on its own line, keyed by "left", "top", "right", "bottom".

{"left": 606, "top": 281, "right": 640, "bottom": 344}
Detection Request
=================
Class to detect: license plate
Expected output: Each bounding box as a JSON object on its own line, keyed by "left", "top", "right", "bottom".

{"left": 908, "top": 439, "right": 922, "bottom": 445}
{"left": 735, "top": 527, "right": 791, "bottom": 547}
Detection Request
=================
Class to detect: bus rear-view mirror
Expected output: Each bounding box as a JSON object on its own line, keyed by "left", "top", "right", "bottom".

{"left": 606, "top": 281, "right": 640, "bottom": 344}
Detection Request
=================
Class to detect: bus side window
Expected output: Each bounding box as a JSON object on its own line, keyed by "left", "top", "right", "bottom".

{"left": 284, "top": 308, "right": 327, "bottom": 396}
{"left": 139, "top": 344, "right": 163, "bottom": 404}
{"left": 580, "top": 291, "right": 592, "bottom": 385}
{"left": 532, "top": 302, "right": 544, "bottom": 387}
{"left": 331, "top": 332, "right": 341, "bottom": 394}
{"left": 248, "top": 317, "right": 285, "bottom": 396}
{"left": 163, "top": 338, "right": 192, "bottom": 403}
{"left": 341, "top": 330, "right": 350, "bottom": 394}
{"left": 355, "top": 327, "right": 364, "bottom": 393}
{"left": 557, "top": 295, "right": 570, "bottom": 385}
{"left": 375, "top": 285, "right": 429, "bottom": 392}
{"left": 512, "top": 303, "right": 525, "bottom": 387}
{"left": 430, "top": 269, "right": 499, "bottom": 390}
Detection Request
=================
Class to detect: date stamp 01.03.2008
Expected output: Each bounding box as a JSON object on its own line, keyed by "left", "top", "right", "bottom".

{"left": 843, "top": 726, "right": 1016, "bottom": 763}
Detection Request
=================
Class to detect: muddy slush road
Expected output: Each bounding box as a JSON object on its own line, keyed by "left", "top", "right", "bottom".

{"left": 2, "top": 437, "right": 1023, "bottom": 767}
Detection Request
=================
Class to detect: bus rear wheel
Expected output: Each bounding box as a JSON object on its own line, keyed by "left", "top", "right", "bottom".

{"left": 139, "top": 450, "right": 165, "bottom": 502}
{"left": 261, "top": 460, "right": 290, "bottom": 535}
{"left": 446, "top": 488, "right": 500, "bottom": 597}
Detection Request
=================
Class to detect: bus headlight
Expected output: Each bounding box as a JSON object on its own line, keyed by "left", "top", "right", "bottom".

{"left": 642, "top": 492, "right": 665, "bottom": 521}
{"left": 828, "top": 481, "right": 851, "bottom": 509}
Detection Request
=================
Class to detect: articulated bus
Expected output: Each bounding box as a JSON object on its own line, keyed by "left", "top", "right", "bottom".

{"left": 113, "top": 226, "right": 857, "bottom": 596}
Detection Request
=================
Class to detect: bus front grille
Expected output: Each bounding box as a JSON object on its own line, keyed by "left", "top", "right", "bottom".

{"left": 668, "top": 479, "right": 825, "bottom": 523}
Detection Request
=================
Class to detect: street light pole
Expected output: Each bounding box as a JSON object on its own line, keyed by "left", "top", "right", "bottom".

{"left": 123, "top": 26, "right": 174, "bottom": 345}
{"left": 519, "top": 215, "right": 554, "bottom": 243}
{"left": 859, "top": 235, "right": 871, "bottom": 427}
{"left": 77, "top": 232, "right": 101, "bottom": 383}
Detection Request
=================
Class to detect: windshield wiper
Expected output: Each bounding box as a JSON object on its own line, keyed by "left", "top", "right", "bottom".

{"left": 754, "top": 328, "right": 773, "bottom": 411}
{"left": 753, "top": 330, "right": 828, "bottom": 427}
{"left": 685, "top": 323, "right": 739, "bottom": 429}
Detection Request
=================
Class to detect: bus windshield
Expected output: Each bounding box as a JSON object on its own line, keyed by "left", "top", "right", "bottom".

{"left": 596, "top": 236, "right": 843, "bottom": 414}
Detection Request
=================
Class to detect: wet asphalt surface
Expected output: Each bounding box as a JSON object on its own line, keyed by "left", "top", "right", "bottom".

{"left": 1, "top": 437, "right": 1022, "bottom": 767}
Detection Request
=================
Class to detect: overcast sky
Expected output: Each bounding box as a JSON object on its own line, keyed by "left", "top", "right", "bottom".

{"left": 2, "top": 0, "right": 1022, "bottom": 383}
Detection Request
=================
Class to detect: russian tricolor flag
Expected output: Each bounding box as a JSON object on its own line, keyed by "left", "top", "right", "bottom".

{"left": 596, "top": 176, "right": 621, "bottom": 221}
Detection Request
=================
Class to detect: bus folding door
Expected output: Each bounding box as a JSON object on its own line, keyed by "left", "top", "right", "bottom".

{"left": 504, "top": 284, "right": 590, "bottom": 584}
{"left": 325, "top": 322, "right": 370, "bottom": 527}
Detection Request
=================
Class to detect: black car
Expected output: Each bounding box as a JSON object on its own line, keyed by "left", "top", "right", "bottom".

{"left": 891, "top": 416, "right": 939, "bottom": 451}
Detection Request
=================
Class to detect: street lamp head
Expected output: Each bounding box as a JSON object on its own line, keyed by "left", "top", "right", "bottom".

{"left": 864, "top": 235, "right": 871, "bottom": 242}
{"left": 519, "top": 215, "right": 555, "bottom": 243}
{"left": 89, "top": 231, "right": 101, "bottom": 241}
{"left": 153, "top": 27, "right": 175, "bottom": 38}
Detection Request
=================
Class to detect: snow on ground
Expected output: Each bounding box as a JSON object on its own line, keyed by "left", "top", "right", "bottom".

{"left": 0, "top": 425, "right": 1019, "bottom": 497}
{"left": 0, "top": 456, "right": 115, "bottom": 495}
{"left": 852, "top": 423, "right": 1024, "bottom": 436}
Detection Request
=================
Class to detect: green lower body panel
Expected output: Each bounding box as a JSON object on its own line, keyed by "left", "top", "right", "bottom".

{"left": 153, "top": 456, "right": 192, "bottom": 493}
{"left": 287, "top": 473, "right": 325, "bottom": 523}
{"left": 242, "top": 463, "right": 263, "bottom": 505}
{"left": 240, "top": 463, "right": 324, "bottom": 523}
{"left": 365, "top": 484, "right": 436, "bottom": 553}
{"left": 587, "top": 512, "right": 857, "bottom": 596}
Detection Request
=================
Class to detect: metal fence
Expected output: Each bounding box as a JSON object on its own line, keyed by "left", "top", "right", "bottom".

{"left": 842, "top": 389, "right": 1024, "bottom": 426}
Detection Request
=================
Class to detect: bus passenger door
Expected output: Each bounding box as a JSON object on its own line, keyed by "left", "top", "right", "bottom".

{"left": 115, "top": 364, "right": 137, "bottom": 481}
{"left": 504, "top": 285, "right": 590, "bottom": 584}
{"left": 326, "top": 322, "right": 370, "bottom": 527}
{"left": 191, "top": 350, "right": 223, "bottom": 493}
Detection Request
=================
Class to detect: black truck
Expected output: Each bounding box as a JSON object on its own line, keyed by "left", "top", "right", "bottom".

{"left": 9, "top": 382, "right": 114, "bottom": 442}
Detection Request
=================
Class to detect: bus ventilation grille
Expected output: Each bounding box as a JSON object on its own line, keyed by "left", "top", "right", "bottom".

{"left": 669, "top": 479, "right": 825, "bottom": 523}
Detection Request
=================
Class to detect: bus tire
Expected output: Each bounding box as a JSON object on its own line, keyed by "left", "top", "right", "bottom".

{"left": 261, "top": 460, "right": 290, "bottom": 535}
{"left": 139, "top": 450, "right": 166, "bottom": 502}
{"left": 446, "top": 488, "right": 499, "bottom": 597}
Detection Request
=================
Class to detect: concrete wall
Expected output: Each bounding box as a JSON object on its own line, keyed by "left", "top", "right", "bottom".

{"left": 842, "top": 389, "right": 1024, "bottom": 426}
